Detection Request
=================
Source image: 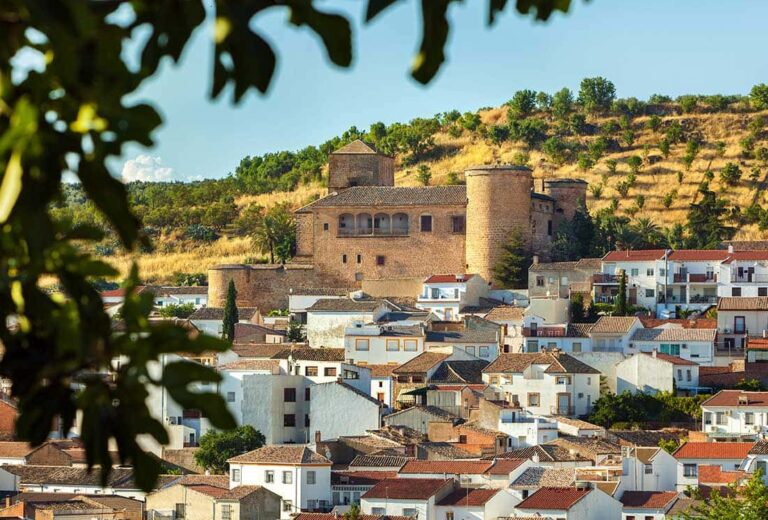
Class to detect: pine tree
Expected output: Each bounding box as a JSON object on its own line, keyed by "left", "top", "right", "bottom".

{"left": 492, "top": 229, "right": 532, "bottom": 289}
{"left": 287, "top": 320, "right": 305, "bottom": 342}
{"left": 222, "top": 280, "right": 239, "bottom": 341}
{"left": 687, "top": 182, "right": 734, "bottom": 248}
{"left": 616, "top": 271, "right": 629, "bottom": 316}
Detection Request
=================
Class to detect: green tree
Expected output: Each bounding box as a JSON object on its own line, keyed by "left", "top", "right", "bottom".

{"left": 616, "top": 272, "right": 629, "bottom": 316}
{"left": 627, "top": 156, "right": 643, "bottom": 174}
{"left": 507, "top": 89, "right": 538, "bottom": 119}
{"left": 222, "top": 280, "right": 239, "bottom": 342}
{"left": 750, "top": 83, "right": 768, "bottom": 110}
{"left": 578, "top": 77, "right": 617, "bottom": 114}
{"left": 344, "top": 504, "right": 363, "bottom": 520}
{"left": 605, "top": 158, "right": 618, "bottom": 175}
{"left": 551, "top": 88, "right": 574, "bottom": 119}
{"left": 158, "top": 303, "right": 197, "bottom": 319}
{"left": 720, "top": 162, "right": 742, "bottom": 186}
{"left": 536, "top": 91, "right": 552, "bottom": 111}
{"left": 684, "top": 470, "right": 768, "bottom": 519}
{"left": 646, "top": 115, "right": 662, "bottom": 132}
{"left": 658, "top": 438, "right": 680, "bottom": 454}
{"left": 678, "top": 95, "right": 698, "bottom": 113}
{"left": 492, "top": 229, "right": 532, "bottom": 289}
{"left": 287, "top": 320, "right": 305, "bottom": 342}
{"left": 659, "top": 138, "right": 671, "bottom": 158}
{"left": 194, "top": 426, "right": 265, "bottom": 474}
{"left": 570, "top": 293, "right": 586, "bottom": 322}
{"left": 687, "top": 183, "right": 734, "bottom": 248}
{"left": 416, "top": 164, "right": 433, "bottom": 185}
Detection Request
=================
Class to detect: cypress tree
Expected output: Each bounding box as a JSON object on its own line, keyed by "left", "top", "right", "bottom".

{"left": 222, "top": 280, "right": 238, "bottom": 341}
{"left": 616, "top": 271, "right": 628, "bottom": 316}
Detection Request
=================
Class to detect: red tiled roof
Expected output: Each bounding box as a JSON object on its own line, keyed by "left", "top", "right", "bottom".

{"left": 185, "top": 484, "right": 230, "bottom": 498}
{"left": 516, "top": 487, "right": 590, "bottom": 511}
{"left": 362, "top": 478, "right": 452, "bottom": 500}
{"left": 332, "top": 471, "right": 397, "bottom": 486}
{"left": 641, "top": 353, "right": 698, "bottom": 366}
{"left": 747, "top": 338, "right": 768, "bottom": 351}
{"left": 100, "top": 286, "right": 147, "bottom": 298}
{"left": 673, "top": 442, "right": 754, "bottom": 460}
{"left": 436, "top": 488, "right": 499, "bottom": 506}
{"left": 367, "top": 365, "right": 399, "bottom": 378}
{"left": 638, "top": 318, "right": 717, "bottom": 329}
{"left": 702, "top": 390, "right": 768, "bottom": 407}
{"left": 723, "top": 251, "right": 768, "bottom": 263}
{"left": 668, "top": 250, "right": 731, "bottom": 261}
{"left": 399, "top": 460, "right": 492, "bottom": 475}
{"left": 485, "top": 458, "right": 527, "bottom": 475}
{"left": 425, "top": 274, "right": 475, "bottom": 284}
{"left": 698, "top": 465, "right": 747, "bottom": 485}
{"left": 620, "top": 491, "right": 679, "bottom": 509}
{"left": 602, "top": 250, "right": 666, "bottom": 262}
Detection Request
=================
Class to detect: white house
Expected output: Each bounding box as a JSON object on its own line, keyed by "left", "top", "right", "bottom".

{"left": 628, "top": 327, "right": 716, "bottom": 366}
{"left": 398, "top": 460, "right": 495, "bottom": 486}
{"left": 616, "top": 352, "right": 700, "bottom": 395}
{"left": 589, "top": 316, "right": 643, "bottom": 354}
{"left": 662, "top": 249, "right": 727, "bottom": 314}
{"left": 228, "top": 445, "right": 332, "bottom": 519}
{"left": 309, "top": 381, "right": 382, "bottom": 441}
{"left": 672, "top": 441, "right": 754, "bottom": 491}
{"left": 434, "top": 488, "right": 519, "bottom": 520}
{"left": 718, "top": 250, "right": 768, "bottom": 298}
{"left": 511, "top": 486, "right": 622, "bottom": 520}
{"left": 619, "top": 447, "right": 678, "bottom": 493}
{"left": 595, "top": 249, "right": 667, "bottom": 309}
{"left": 416, "top": 274, "right": 489, "bottom": 321}
{"left": 289, "top": 288, "right": 350, "bottom": 324}
{"left": 307, "top": 297, "right": 391, "bottom": 348}
{"left": 344, "top": 323, "right": 426, "bottom": 366}
{"left": 717, "top": 297, "right": 768, "bottom": 354}
{"left": 0, "top": 465, "right": 148, "bottom": 500}
{"left": 482, "top": 351, "right": 601, "bottom": 417}
{"left": 360, "top": 478, "right": 454, "bottom": 520}
{"left": 619, "top": 490, "right": 680, "bottom": 520}
{"left": 152, "top": 286, "right": 208, "bottom": 309}
{"left": 739, "top": 440, "right": 768, "bottom": 482}
{"left": 367, "top": 365, "right": 396, "bottom": 411}
{"left": 701, "top": 390, "right": 768, "bottom": 441}
{"left": 495, "top": 407, "right": 559, "bottom": 448}
{"left": 520, "top": 320, "right": 593, "bottom": 354}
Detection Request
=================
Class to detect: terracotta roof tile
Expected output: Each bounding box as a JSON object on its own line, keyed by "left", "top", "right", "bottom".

{"left": 218, "top": 359, "right": 280, "bottom": 371}
{"left": 620, "top": 491, "right": 679, "bottom": 509}
{"left": 436, "top": 488, "right": 499, "bottom": 506}
{"left": 702, "top": 390, "right": 768, "bottom": 407}
{"left": 483, "top": 352, "right": 599, "bottom": 375}
{"left": 271, "top": 347, "right": 345, "bottom": 362}
{"left": 698, "top": 465, "right": 747, "bottom": 485}
{"left": 591, "top": 316, "right": 640, "bottom": 334}
{"left": 510, "top": 467, "right": 575, "bottom": 488}
{"left": 399, "top": 460, "right": 492, "bottom": 475}
{"left": 190, "top": 307, "right": 259, "bottom": 320}
{"left": 640, "top": 352, "right": 699, "bottom": 366}
{"left": 631, "top": 328, "right": 716, "bottom": 343}
{"left": 515, "top": 487, "right": 590, "bottom": 511}
{"left": 367, "top": 365, "right": 399, "bottom": 378}
{"left": 485, "top": 458, "right": 526, "bottom": 475}
{"left": 602, "top": 250, "right": 667, "bottom": 262}
{"left": 362, "top": 478, "right": 453, "bottom": 500}
{"left": 298, "top": 186, "right": 467, "bottom": 212}
{"left": 349, "top": 453, "right": 411, "bottom": 469}
{"left": 332, "top": 139, "right": 382, "bottom": 155}
{"left": 717, "top": 297, "right": 768, "bottom": 311}
{"left": 308, "top": 298, "right": 385, "bottom": 312}
{"left": 672, "top": 442, "right": 754, "bottom": 460}
{"left": 230, "top": 343, "right": 293, "bottom": 359}
{"left": 228, "top": 446, "right": 331, "bottom": 465}
{"left": 424, "top": 274, "right": 475, "bottom": 283}
{"left": 484, "top": 306, "right": 525, "bottom": 322}
{"left": 667, "top": 250, "right": 731, "bottom": 261}
{"left": 331, "top": 471, "right": 397, "bottom": 486}
{"left": 393, "top": 352, "right": 450, "bottom": 374}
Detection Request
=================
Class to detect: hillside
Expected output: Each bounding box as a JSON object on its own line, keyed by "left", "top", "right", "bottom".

{"left": 78, "top": 84, "right": 768, "bottom": 283}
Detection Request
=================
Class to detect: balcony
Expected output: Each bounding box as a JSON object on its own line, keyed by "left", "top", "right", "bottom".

{"left": 689, "top": 295, "right": 718, "bottom": 304}
{"left": 338, "top": 228, "right": 409, "bottom": 238}
{"left": 522, "top": 327, "right": 566, "bottom": 338}
{"left": 673, "top": 273, "right": 717, "bottom": 283}
{"left": 593, "top": 274, "right": 619, "bottom": 284}
{"left": 731, "top": 273, "right": 768, "bottom": 283}
{"left": 550, "top": 405, "right": 576, "bottom": 416}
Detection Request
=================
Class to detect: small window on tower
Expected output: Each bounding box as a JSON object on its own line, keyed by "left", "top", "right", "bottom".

{"left": 342, "top": 254, "right": 347, "bottom": 264}
{"left": 547, "top": 220, "right": 553, "bottom": 236}
{"left": 451, "top": 216, "right": 465, "bottom": 233}
{"left": 323, "top": 223, "right": 329, "bottom": 231}
{"left": 376, "top": 256, "right": 385, "bottom": 266}
{"left": 356, "top": 254, "right": 362, "bottom": 264}
{"left": 420, "top": 215, "right": 433, "bottom": 232}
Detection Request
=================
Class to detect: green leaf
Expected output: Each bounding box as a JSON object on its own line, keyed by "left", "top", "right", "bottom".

{"left": 411, "top": 0, "right": 457, "bottom": 85}
{"left": 365, "top": 0, "right": 401, "bottom": 22}
{"left": 515, "top": 0, "right": 573, "bottom": 21}
{"left": 488, "top": 0, "right": 509, "bottom": 24}
{"left": 0, "top": 150, "right": 22, "bottom": 223}
{"left": 289, "top": 3, "right": 352, "bottom": 67}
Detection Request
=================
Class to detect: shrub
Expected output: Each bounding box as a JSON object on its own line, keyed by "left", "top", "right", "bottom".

{"left": 446, "top": 171, "right": 463, "bottom": 185}
{"left": 741, "top": 135, "right": 756, "bottom": 159}
{"left": 460, "top": 112, "right": 481, "bottom": 131}
{"left": 158, "top": 303, "right": 196, "bottom": 319}
{"left": 184, "top": 224, "right": 218, "bottom": 242}
{"left": 677, "top": 171, "right": 684, "bottom": 184}
{"left": 615, "top": 181, "right": 631, "bottom": 197}
{"left": 601, "top": 119, "right": 620, "bottom": 136}
{"left": 635, "top": 194, "right": 645, "bottom": 209}
{"left": 569, "top": 113, "right": 588, "bottom": 135}
{"left": 750, "top": 166, "right": 762, "bottom": 183}
{"left": 551, "top": 87, "right": 574, "bottom": 119}
{"left": 715, "top": 141, "right": 727, "bottom": 157}
{"left": 605, "top": 158, "right": 618, "bottom": 175}
{"left": 578, "top": 76, "right": 616, "bottom": 113}
{"left": 649, "top": 94, "right": 672, "bottom": 104}
{"left": 507, "top": 89, "right": 538, "bottom": 119}
{"left": 447, "top": 125, "right": 463, "bottom": 138}
{"left": 627, "top": 155, "right": 643, "bottom": 174}
{"left": 610, "top": 198, "right": 620, "bottom": 211}
{"left": 646, "top": 115, "right": 662, "bottom": 132}
{"left": 659, "top": 139, "right": 671, "bottom": 158}
{"left": 749, "top": 116, "right": 765, "bottom": 137}
{"left": 621, "top": 128, "right": 635, "bottom": 147}
{"left": 542, "top": 136, "right": 572, "bottom": 165}
{"left": 703, "top": 169, "right": 714, "bottom": 182}
{"left": 509, "top": 118, "right": 548, "bottom": 147}
{"left": 703, "top": 94, "right": 729, "bottom": 111}
{"left": 416, "top": 164, "right": 432, "bottom": 185}
{"left": 678, "top": 95, "right": 698, "bottom": 113}
{"left": 589, "top": 184, "right": 603, "bottom": 199}
{"left": 662, "top": 190, "right": 677, "bottom": 208}
{"left": 588, "top": 136, "right": 609, "bottom": 161}
{"left": 720, "top": 162, "right": 742, "bottom": 186}
{"left": 442, "top": 110, "right": 461, "bottom": 123}
{"left": 486, "top": 124, "right": 510, "bottom": 145}
{"left": 756, "top": 147, "right": 768, "bottom": 165}
{"left": 750, "top": 83, "right": 768, "bottom": 110}
{"left": 626, "top": 172, "right": 637, "bottom": 186}
{"left": 666, "top": 121, "right": 684, "bottom": 143}
{"left": 512, "top": 151, "right": 531, "bottom": 167}
{"left": 536, "top": 91, "right": 552, "bottom": 111}
{"left": 577, "top": 152, "right": 595, "bottom": 172}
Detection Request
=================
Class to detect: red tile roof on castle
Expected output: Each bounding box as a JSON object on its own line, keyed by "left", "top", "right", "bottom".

{"left": 620, "top": 491, "right": 679, "bottom": 509}
{"left": 424, "top": 274, "right": 475, "bottom": 284}
{"left": 702, "top": 390, "right": 768, "bottom": 407}
{"left": 602, "top": 250, "right": 667, "bottom": 262}
{"left": 673, "top": 442, "right": 755, "bottom": 460}
{"left": 515, "top": 487, "right": 590, "bottom": 511}
{"left": 362, "top": 478, "right": 453, "bottom": 500}
{"left": 698, "top": 465, "right": 747, "bottom": 485}
{"left": 399, "top": 460, "right": 493, "bottom": 475}
{"left": 668, "top": 250, "right": 731, "bottom": 261}
{"left": 436, "top": 488, "right": 499, "bottom": 506}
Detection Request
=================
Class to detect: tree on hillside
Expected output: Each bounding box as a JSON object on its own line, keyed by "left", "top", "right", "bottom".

{"left": 552, "top": 88, "right": 574, "bottom": 119}
{"left": 578, "top": 77, "right": 616, "bottom": 114}
{"left": 751, "top": 84, "right": 768, "bottom": 110}
{"left": 507, "top": 89, "right": 537, "bottom": 119}
{"left": 687, "top": 183, "right": 734, "bottom": 249}
{"left": 222, "top": 281, "right": 239, "bottom": 342}
{"left": 416, "top": 164, "right": 433, "bottom": 185}
{"left": 251, "top": 204, "right": 296, "bottom": 264}
{"left": 616, "top": 272, "right": 629, "bottom": 316}
{"left": 492, "top": 229, "right": 532, "bottom": 289}
{"left": 194, "top": 426, "right": 265, "bottom": 474}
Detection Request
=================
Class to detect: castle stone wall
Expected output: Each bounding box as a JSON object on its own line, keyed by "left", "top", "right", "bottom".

{"left": 544, "top": 179, "right": 588, "bottom": 231}
{"left": 328, "top": 154, "right": 394, "bottom": 191}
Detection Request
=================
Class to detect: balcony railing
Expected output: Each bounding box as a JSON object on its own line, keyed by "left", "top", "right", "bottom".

{"left": 673, "top": 273, "right": 717, "bottom": 283}
{"left": 522, "top": 327, "right": 566, "bottom": 338}
{"left": 731, "top": 274, "right": 768, "bottom": 283}
{"left": 593, "top": 274, "right": 619, "bottom": 284}
{"left": 338, "top": 228, "right": 409, "bottom": 237}
{"left": 550, "top": 405, "right": 576, "bottom": 416}
{"left": 689, "top": 295, "right": 718, "bottom": 304}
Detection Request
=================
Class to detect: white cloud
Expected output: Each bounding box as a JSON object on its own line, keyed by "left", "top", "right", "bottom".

{"left": 121, "top": 155, "right": 174, "bottom": 182}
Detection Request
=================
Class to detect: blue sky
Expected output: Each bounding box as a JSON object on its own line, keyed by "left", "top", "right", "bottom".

{"left": 119, "top": 0, "right": 768, "bottom": 182}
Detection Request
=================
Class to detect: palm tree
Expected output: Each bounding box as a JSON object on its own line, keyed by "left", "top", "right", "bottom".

{"left": 251, "top": 204, "right": 296, "bottom": 264}
{"left": 632, "top": 217, "right": 661, "bottom": 248}
{"left": 613, "top": 223, "right": 638, "bottom": 251}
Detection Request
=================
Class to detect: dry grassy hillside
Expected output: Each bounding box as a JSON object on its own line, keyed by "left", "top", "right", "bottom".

{"left": 109, "top": 105, "right": 768, "bottom": 283}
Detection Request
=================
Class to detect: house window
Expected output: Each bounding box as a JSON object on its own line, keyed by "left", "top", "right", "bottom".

{"left": 573, "top": 342, "right": 582, "bottom": 353}
{"left": 704, "top": 412, "right": 712, "bottom": 425}
{"left": 356, "top": 254, "right": 362, "bottom": 264}
{"left": 644, "top": 464, "right": 653, "bottom": 474}
{"left": 646, "top": 268, "right": 654, "bottom": 276}
{"left": 284, "top": 414, "right": 296, "bottom": 427}
{"left": 686, "top": 369, "right": 692, "bottom": 382}
{"left": 403, "top": 508, "right": 418, "bottom": 517}
{"left": 420, "top": 215, "right": 432, "bottom": 232}
{"left": 284, "top": 388, "right": 296, "bottom": 402}
{"left": 746, "top": 412, "right": 755, "bottom": 425}
{"left": 556, "top": 376, "right": 571, "bottom": 385}
{"left": 342, "top": 254, "right": 347, "bottom": 264}
{"left": 546, "top": 220, "right": 553, "bottom": 236}
{"left": 371, "top": 508, "right": 386, "bottom": 516}
{"left": 760, "top": 287, "right": 768, "bottom": 297}
{"left": 305, "top": 387, "right": 311, "bottom": 401}
{"left": 283, "top": 500, "right": 293, "bottom": 512}
{"left": 631, "top": 268, "right": 639, "bottom": 276}
{"left": 376, "top": 255, "right": 386, "bottom": 266}
{"left": 479, "top": 346, "right": 490, "bottom": 358}
{"left": 587, "top": 376, "right": 591, "bottom": 385}
{"left": 386, "top": 339, "right": 400, "bottom": 351}
{"left": 489, "top": 376, "right": 500, "bottom": 385}
{"left": 683, "top": 464, "right": 698, "bottom": 477}
{"left": 305, "top": 366, "right": 318, "bottom": 376}
{"left": 305, "top": 414, "right": 310, "bottom": 427}
{"left": 521, "top": 490, "right": 529, "bottom": 499}
{"left": 307, "top": 470, "right": 316, "bottom": 485}
{"left": 528, "top": 393, "right": 540, "bottom": 406}
{"left": 645, "top": 289, "right": 655, "bottom": 298}
{"left": 221, "top": 505, "right": 232, "bottom": 520}
{"left": 355, "top": 339, "right": 370, "bottom": 351}
{"left": 231, "top": 468, "right": 241, "bottom": 482}
{"left": 325, "top": 367, "right": 337, "bottom": 376}
{"left": 265, "top": 470, "right": 274, "bottom": 483}
{"left": 451, "top": 215, "right": 465, "bottom": 233}
{"left": 536, "top": 276, "right": 545, "bottom": 287}
{"left": 404, "top": 339, "right": 418, "bottom": 352}
{"left": 677, "top": 369, "right": 682, "bottom": 380}
{"left": 446, "top": 512, "right": 455, "bottom": 520}
{"left": 716, "top": 412, "right": 726, "bottom": 425}
{"left": 733, "top": 287, "right": 742, "bottom": 297}
{"left": 226, "top": 392, "right": 236, "bottom": 402}
{"left": 466, "top": 346, "right": 476, "bottom": 356}
{"left": 735, "top": 316, "right": 746, "bottom": 334}
{"left": 175, "top": 504, "right": 186, "bottom": 519}
{"left": 283, "top": 471, "right": 293, "bottom": 484}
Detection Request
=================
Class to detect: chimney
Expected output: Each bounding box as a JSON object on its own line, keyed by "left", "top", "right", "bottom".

{"left": 315, "top": 431, "right": 322, "bottom": 443}
{"left": 532, "top": 255, "right": 540, "bottom": 265}
{"left": 651, "top": 348, "right": 657, "bottom": 358}
{"left": 728, "top": 244, "right": 734, "bottom": 253}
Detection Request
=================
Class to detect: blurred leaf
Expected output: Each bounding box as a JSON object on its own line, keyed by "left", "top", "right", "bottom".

{"left": 411, "top": 0, "right": 457, "bottom": 84}
{"left": 289, "top": 3, "right": 352, "bottom": 67}
{"left": 515, "top": 0, "right": 573, "bottom": 20}
{"left": 366, "top": 0, "right": 401, "bottom": 21}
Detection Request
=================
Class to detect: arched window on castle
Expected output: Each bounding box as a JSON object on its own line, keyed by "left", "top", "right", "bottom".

{"left": 373, "top": 213, "right": 391, "bottom": 235}
{"left": 392, "top": 213, "right": 409, "bottom": 235}
{"left": 338, "top": 214, "right": 355, "bottom": 236}
{"left": 356, "top": 213, "right": 373, "bottom": 235}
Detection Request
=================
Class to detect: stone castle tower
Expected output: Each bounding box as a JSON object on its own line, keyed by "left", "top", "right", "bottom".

{"left": 465, "top": 165, "right": 534, "bottom": 284}
{"left": 327, "top": 140, "right": 395, "bottom": 191}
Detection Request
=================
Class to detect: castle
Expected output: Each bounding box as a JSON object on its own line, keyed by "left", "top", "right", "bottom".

{"left": 209, "top": 140, "right": 587, "bottom": 309}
